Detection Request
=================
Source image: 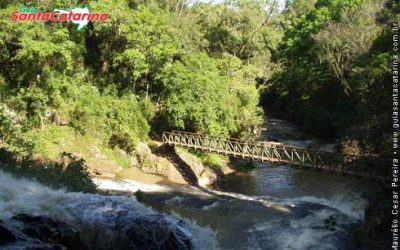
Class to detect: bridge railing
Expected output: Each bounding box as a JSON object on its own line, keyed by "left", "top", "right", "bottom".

{"left": 162, "top": 131, "right": 390, "bottom": 180}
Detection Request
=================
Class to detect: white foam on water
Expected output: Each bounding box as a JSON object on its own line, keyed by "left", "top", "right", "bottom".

{"left": 165, "top": 196, "right": 186, "bottom": 205}
{"left": 93, "top": 178, "right": 170, "bottom": 193}
{"left": 205, "top": 188, "right": 270, "bottom": 204}
{"left": 246, "top": 208, "right": 351, "bottom": 250}
{"left": 0, "top": 171, "right": 219, "bottom": 250}
{"left": 202, "top": 187, "right": 367, "bottom": 220}
{"left": 201, "top": 200, "right": 222, "bottom": 210}
{"left": 280, "top": 194, "right": 367, "bottom": 220}
{"left": 243, "top": 192, "right": 367, "bottom": 250}
{"left": 91, "top": 167, "right": 366, "bottom": 250}
{"left": 275, "top": 227, "right": 336, "bottom": 250}
{"left": 191, "top": 186, "right": 365, "bottom": 250}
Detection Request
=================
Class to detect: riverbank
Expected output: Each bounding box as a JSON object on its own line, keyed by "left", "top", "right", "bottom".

{"left": 0, "top": 117, "right": 390, "bottom": 250}
{"left": 108, "top": 142, "right": 236, "bottom": 188}
{"left": 0, "top": 132, "right": 245, "bottom": 200}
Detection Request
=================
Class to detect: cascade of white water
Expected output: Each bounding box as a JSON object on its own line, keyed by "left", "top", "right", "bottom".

{"left": 0, "top": 171, "right": 219, "bottom": 250}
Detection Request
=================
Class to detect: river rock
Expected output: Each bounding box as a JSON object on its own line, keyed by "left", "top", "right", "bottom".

{"left": 11, "top": 214, "right": 85, "bottom": 250}
{"left": 115, "top": 214, "right": 192, "bottom": 250}
{"left": 0, "top": 220, "right": 16, "bottom": 245}
{"left": 0, "top": 214, "right": 87, "bottom": 250}
{"left": 1, "top": 212, "right": 195, "bottom": 250}
{"left": 174, "top": 148, "right": 218, "bottom": 187}
{"left": 218, "top": 160, "right": 235, "bottom": 175}
{"left": 198, "top": 167, "right": 217, "bottom": 187}
{"left": 135, "top": 142, "right": 187, "bottom": 184}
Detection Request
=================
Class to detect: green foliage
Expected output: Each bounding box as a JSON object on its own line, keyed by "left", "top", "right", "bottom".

{"left": 160, "top": 52, "right": 232, "bottom": 136}
{"left": 69, "top": 88, "right": 150, "bottom": 147}
{"left": 312, "top": 1, "right": 382, "bottom": 94}
{"left": 264, "top": 0, "right": 392, "bottom": 157}
{"left": 87, "top": 1, "right": 178, "bottom": 97}
{"left": 0, "top": 0, "right": 267, "bottom": 172}
{"left": 191, "top": 1, "right": 281, "bottom": 80}
{"left": 0, "top": 6, "right": 81, "bottom": 89}
{"left": 0, "top": 148, "right": 96, "bottom": 193}
{"left": 0, "top": 104, "right": 33, "bottom": 154}
{"left": 1, "top": 0, "right": 392, "bottom": 179}
{"left": 159, "top": 52, "right": 263, "bottom": 137}
{"left": 232, "top": 160, "right": 256, "bottom": 173}
{"left": 23, "top": 125, "right": 76, "bottom": 158}
{"left": 22, "top": 125, "right": 133, "bottom": 171}
{"left": 114, "top": 6, "right": 178, "bottom": 94}
{"left": 189, "top": 150, "right": 228, "bottom": 169}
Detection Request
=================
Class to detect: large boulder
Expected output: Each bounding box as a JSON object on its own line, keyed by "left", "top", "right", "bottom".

{"left": 0, "top": 214, "right": 87, "bottom": 250}
{"left": 135, "top": 142, "right": 187, "bottom": 184}
{"left": 135, "top": 142, "right": 234, "bottom": 187}
{"left": 115, "top": 214, "right": 192, "bottom": 250}
{"left": 174, "top": 148, "right": 218, "bottom": 187}
{"left": 0, "top": 220, "right": 16, "bottom": 246}
{"left": 12, "top": 214, "right": 84, "bottom": 249}
{"left": 0, "top": 213, "right": 194, "bottom": 250}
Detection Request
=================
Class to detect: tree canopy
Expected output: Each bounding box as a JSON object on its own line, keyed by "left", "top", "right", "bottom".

{"left": 0, "top": 0, "right": 397, "bottom": 157}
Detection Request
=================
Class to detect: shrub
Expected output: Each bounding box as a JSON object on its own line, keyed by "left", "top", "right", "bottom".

{"left": 0, "top": 149, "right": 97, "bottom": 193}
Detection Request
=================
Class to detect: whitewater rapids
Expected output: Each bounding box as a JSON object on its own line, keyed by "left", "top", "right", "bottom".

{"left": 0, "top": 171, "right": 219, "bottom": 249}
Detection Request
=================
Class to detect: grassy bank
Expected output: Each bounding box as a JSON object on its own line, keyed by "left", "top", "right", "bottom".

{"left": 0, "top": 148, "right": 96, "bottom": 193}
{"left": 23, "top": 125, "right": 134, "bottom": 173}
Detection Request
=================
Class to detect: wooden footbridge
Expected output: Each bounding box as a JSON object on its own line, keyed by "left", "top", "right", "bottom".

{"left": 162, "top": 131, "right": 390, "bottom": 181}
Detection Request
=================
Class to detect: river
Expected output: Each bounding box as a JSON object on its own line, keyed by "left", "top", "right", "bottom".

{"left": 99, "top": 118, "right": 373, "bottom": 250}
{"left": 0, "top": 118, "right": 373, "bottom": 249}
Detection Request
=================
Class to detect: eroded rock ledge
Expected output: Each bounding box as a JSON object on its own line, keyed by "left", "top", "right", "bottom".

{"left": 135, "top": 142, "right": 234, "bottom": 187}
{"left": 0, "top": 213, "right": 192, "bottom": 250}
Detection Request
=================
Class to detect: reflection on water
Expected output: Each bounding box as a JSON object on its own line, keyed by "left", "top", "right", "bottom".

{"left": 225, "top": 162, "right": 370, "bottom": 200}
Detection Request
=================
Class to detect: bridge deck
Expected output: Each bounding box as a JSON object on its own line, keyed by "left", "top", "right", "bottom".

{"left": 162, "top": 131, "right": 390, "bottom": 181}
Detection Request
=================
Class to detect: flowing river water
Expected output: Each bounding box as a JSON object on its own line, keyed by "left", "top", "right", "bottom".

{"left": 98, "top": 118, "right": 374, "bottom": 250}
{"left": 0, "top": 118, "right": 374, "bottom": 249}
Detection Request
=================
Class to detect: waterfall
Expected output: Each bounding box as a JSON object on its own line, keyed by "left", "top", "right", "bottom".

{"left": 0, "top": 171, "right": 219, "bottom": 249}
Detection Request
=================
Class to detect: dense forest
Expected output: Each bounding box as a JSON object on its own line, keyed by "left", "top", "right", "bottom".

{"left": 0, "top": 0, "right": 398, "bottom": 160}
{"left": 0, "top": 1, "right": 398, "bottom": 249}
